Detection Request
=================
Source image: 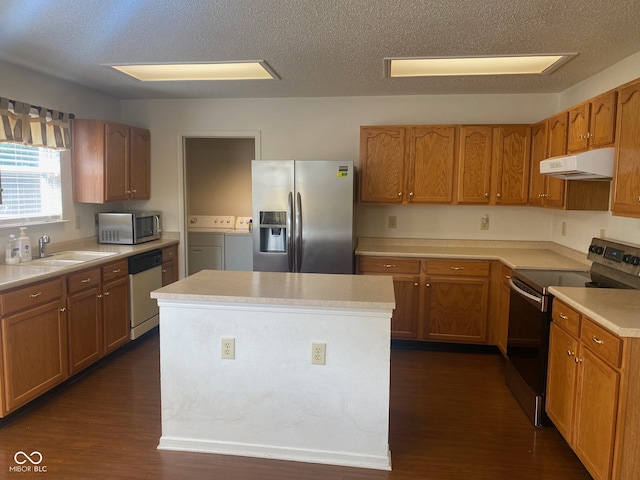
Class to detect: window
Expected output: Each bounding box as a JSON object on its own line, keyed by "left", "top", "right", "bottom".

{"left": 0, "top": 142, "right": 62, "bottom": 226}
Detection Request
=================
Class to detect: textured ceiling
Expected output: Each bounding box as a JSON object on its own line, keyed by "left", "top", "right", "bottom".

{"left": 1, "top": 0, "right": 639, "bottom": 100}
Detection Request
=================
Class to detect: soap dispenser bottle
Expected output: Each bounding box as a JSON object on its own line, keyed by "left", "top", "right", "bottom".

{"left": 18, "top": 227, "right": 32, "bottom": 262}
{"left": 5, "top": 234, "right": 20, "bottom": 264}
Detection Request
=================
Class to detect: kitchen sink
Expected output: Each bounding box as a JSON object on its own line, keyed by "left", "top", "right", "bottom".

{"left": 21, "top": 250, "right": 118, "bottom": 267}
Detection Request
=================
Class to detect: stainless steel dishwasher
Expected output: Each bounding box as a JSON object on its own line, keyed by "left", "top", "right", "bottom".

{"left": 128, "top": 249, "right": 163, "bottom": 339}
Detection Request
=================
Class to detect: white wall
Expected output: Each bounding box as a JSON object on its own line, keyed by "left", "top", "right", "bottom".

{"left": 0, "top": 60, "right": 121, "bottom": 246}
{"left": 121, "top": 94, "right": 556, "bottom": 243}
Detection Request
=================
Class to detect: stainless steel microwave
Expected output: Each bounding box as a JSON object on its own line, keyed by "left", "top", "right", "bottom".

{"left": 97, "top": 211, "right": 161, "bottom": 244}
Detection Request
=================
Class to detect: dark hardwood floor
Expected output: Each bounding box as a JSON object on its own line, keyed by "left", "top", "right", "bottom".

{"left": 0, "top": 333, "right": 592, "bottom": 479}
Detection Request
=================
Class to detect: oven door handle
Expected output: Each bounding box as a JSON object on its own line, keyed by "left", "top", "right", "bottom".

{"left": 509, "top": 278, "right": 543, "bottom": 306}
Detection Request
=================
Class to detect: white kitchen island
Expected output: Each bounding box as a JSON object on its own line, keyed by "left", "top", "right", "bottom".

{"left": 151, "top": 270, "right": 395, "bottom": 471}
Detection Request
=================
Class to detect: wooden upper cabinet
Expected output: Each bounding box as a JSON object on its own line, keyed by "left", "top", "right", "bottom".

{"left": 359, "top": 126, "right": 406, "bottom": 203}
{"left": 73, "top": 119, "right": 151, "bottom": 204}
{"left": 456, "top": 126, "right": 493, "bottom": 203}
{"left": 547, "top": 112, "right": 569, "bottom": 157}
{"left": 567, "top": 91, "right": 617, "bottom": 153}
{"left": 612, "top": 80, "right": 640, "bottom": 218}
{"left": 408, "top": 126, "right": 457, "bottom": 203}
{"left": 128, "top": 126, "right": 151, "bottom": 200}
{"left": 528, "top": 121, "right": 547, "bottom": 206}
{"left": 491, "top": 125, "right": 530, "bottom": 205}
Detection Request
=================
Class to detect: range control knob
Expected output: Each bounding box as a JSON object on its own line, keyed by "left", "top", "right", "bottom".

{"left": 623, "top": 254, "right": 633, "bottom": 264}
{"left": 589, "top": 245, "right": 598, "bottom": 253}
{"left": 593, "top": 246, "right": 604, "bottom": 255}
{"left": 632, "top": 256, "right": 640, "bottom": 266}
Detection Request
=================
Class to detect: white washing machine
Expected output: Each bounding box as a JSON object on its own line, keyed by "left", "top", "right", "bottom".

{"left": 187, "top": 215, "right": 235, "bottom": 275}
{"left": 224, "top": 217, "right": 253, "bottom": 271}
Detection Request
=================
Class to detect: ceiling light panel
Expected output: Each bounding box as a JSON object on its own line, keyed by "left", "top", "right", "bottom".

{"left": 109, "top": 62, "right": 276, "bottom": 81}
{"left": 387, "top": 55, "right": 575, "bottom": 77}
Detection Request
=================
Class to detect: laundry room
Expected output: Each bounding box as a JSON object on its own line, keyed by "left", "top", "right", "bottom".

{"left": 185, "top": 137, "right": 255, "bottom": 274}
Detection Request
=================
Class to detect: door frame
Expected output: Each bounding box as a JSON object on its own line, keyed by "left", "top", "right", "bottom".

{"left": 176, "top": 130, "right": 261, "bottom": 279}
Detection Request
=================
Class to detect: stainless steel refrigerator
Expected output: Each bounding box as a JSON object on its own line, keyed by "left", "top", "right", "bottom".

{"left": 252, "top": 160, "right": 354, "bottom": 274}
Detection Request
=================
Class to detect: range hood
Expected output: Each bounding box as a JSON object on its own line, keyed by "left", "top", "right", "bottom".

{"left": 540, "top": 147, "right": 614, "bottom": 180}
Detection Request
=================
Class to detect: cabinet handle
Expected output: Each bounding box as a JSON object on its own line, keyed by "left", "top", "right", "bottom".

{"left": 97, "top": 294, "right": 103, "bottom": 298}
{"left": 567, "top": 350, "right": 575, "bottom": 356}
{"left": 450, "top": 266, "right": 464, "bottom": 271}
{"left": 80, "top": 278, "right": 91, "bottom": 283}
{"left": 496, "top": 193, "right": 502, "bottom": 198}
{"left": 112, "top": 268, "right": 121, "bottom": 273}
{"left": 505, "top": 275, "right": 511, "bottom": 280}
{"left": 559, "top": 313, "right": 568, "bottom": 319}
{"left": 397, "top": 192, "right": 403, "bottom": 198}
{"left": 382, "top": 264, "right": 396, "bottom": 268}
{"left": 592, "top": 336, "right": 604, "bottom": 345}
{"left": 637, "top": 196, "right": 640, "bottom": 203}
{"left": 29, "top": 291, "right": 42, "bottom": 298}
{"left": 586, "top": 132, "right": 591, "bottom": 138}
{"left": 413, "top": 282, "right": 418, "bottom": 287}
{"left": 484, "top": 192, "right": 489, "bottom": 198}
{"left": 104, "top": 291, "right": 110, "bottom": 296}
{"left": 574, "top": 357, "right": 583, "bottom": 363}
{"left": 409, "top": 192, "right": 414, "bottom": 199}
{"left": 425, "top": 283, "right": 430, "bottom": 287}
{"left": 126, "top": 190, "right": 132, "bottom": 195}
{"left": 162, "top": 269, "right": 167, "bottom": 273}
{"left": 579, "top": 134, "right": 584, "bottom": 140}
{"left": 60, "top": 307, "right": 66, "bottom": 312}
{"left": 132, "top": 189, "right": 137, "bottom": 194}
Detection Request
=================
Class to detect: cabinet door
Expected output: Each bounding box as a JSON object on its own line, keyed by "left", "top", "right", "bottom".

{"left": 589, "top": 91, "right": 617, "bottom": 148}
{"left": 67, "top": 286, "right": 103, "bottom": 375}
{"left": 492, "top": 125, "right": 530, "bottom": 204}
{"left": 407, "top": 126, "right": 456, "bottom": 203}
{"left": 128, "top": 126, "right": 151, "bottom": 200}
{"left": 104, "top": 122, "right": 129, "bottom": 202}
{"left": 573, "top": 347, "right": 620, "bottom": 480}
{"left": 496, "top": 269, "right": 512, "bottom": 355}
{"left": 567, "top": 103, "right": 590, "bottom": 153}
{"left": 359, "top": 127, "right": 407, "bottom": 203}
{"left": 457, "top": 126, "right": 493, "bottom": 203}
{"left": 103, "top": 276, "right": 130, "bottom": 354}
{"left": 612, "top": 81, "right": 640, "bottom": 218}
{"left": 162, "top": 260, "right": 177, "bottom": 286}
{"left": 1, "top": 301, "right": 67, "bottom": 412}
{"left": 528, "top": 121, "right": 547, "bottom": 206}
{"left": 425, "top": 276, "right": 489, "bottom": 343}
{"left": 546, "top": 323, "right": 579, "bottom": 442}
{"left": 545, "top": 113, "right": 568, "bottom": 208}
{"left": 390, "top": 275, "right": 420, "bottom": 339}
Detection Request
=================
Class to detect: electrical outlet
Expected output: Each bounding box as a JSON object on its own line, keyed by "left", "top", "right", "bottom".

{"left": 600, "top": 229, "right": 606, "bottom": 238}
{"left": 388, "top": 216, "right": 397, "bottom": 229}
{"left": 561, "top": 221, "right": 567, "bottom": 236}
{"left": 480, "top": 214, "right": 489, "bottom": 230}
{"left": 74, "top": 215, "right": 81, "bottom": 230}
{"left": 221, "top": 338, "right": 235, "bottom": 359}
{"left": 311, "top": 342, "right": 326, "bottom": 365}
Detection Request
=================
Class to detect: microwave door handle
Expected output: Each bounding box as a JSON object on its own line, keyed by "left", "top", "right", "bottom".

{"left": 295, "top": 192, "right": 302, "bottom": 273}
{"left": 287, "top": 192, "right": 294, "bottom": 272}
{"left": 154, "top": 215, "right": 161, "bottom": 234}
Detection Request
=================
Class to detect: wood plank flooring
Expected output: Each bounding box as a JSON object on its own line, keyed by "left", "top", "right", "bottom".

{"left": 0, "top": 333, "right": 592, "bottom": 479}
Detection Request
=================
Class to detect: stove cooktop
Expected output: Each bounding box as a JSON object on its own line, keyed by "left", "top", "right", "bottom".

{"left": 512, "top": 269, "right": 592, "bottom": 294}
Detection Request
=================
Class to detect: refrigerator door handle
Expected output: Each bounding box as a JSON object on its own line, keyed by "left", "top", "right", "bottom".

{"left": 287, "top": 192, "right": 294, "bottom": 272}
{"left": 295, "top": 192, "right": 303, "bottom": 273}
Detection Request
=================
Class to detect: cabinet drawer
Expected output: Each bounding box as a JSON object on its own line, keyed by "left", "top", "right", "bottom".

{"left": 162, "top": 245, "right": 178, "bottom": 263}
{"left": 2, "top": 278, "right": 65, "bottom": 316}
{"left": 552, "top": 300, "right": 581, "bottom": 337}
{"left": 102, "top": 259, "right": 128, "bottom": 282}
{"left": 425, "top": 260, "right": 489, "bottom": 277}
{"left": 581, "top": 318, "right": 623, "bottom": 368}
{"left": 67, "top": 268, "right": 102, "bottom": 294}
{"left": 358, "top": 256, "right": 420, "bottom": 274}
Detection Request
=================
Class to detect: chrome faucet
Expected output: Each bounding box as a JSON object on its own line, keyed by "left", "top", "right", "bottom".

{"left": 38, "top": 235, "right": 50, "bottom": 258}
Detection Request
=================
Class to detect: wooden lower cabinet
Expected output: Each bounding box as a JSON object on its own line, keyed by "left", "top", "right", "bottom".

{"left": 102, "top": 275, "right": 130, "bottom": 354}
{"left": 162, "top": 244, "right": 179, "bottom": 286}
{"left": 67, "top": 275, "right": 103, "bottom": 376}
{"left": 1, "top": 278, "right": 68, "bottom": 413}
{"left": 490, "top": 262, "right": 512, "bottom": 355}
{"left": 546, "top": 300, "right": 640, "bottom": 480}
{"left": 357, "top": 256, "right": 492, "bottom": 344}
{"left": 424, "top": 259, "right": 490, "bottom": 343}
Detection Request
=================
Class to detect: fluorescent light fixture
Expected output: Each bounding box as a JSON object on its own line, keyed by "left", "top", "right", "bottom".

{"left": 108, "top": 61, "right": 277, "bottom": 81}
{"left": 386, "top": 54, "right": 575, "bottom": 77}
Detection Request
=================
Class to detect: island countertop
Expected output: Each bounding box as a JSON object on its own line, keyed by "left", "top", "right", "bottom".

{"left": 152, "top": 269, "right": 396, "bottom": 310}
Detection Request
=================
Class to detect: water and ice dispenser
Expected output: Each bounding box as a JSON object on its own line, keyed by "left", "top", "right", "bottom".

{"left": 259, "top": 211, "right": 287, "bottom": 252}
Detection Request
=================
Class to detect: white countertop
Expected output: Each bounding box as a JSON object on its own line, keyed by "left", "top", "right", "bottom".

{"left": 549, "top": 287, "right": 640, "bottom": 337}
{"left": 0, "top": 233, "right": 179, "bottom": 291}
{"left": 152, "top": 270, "right": 396, "bottom": 310}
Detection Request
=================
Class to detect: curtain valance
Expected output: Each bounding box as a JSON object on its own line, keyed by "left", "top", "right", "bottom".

{"left": 0, "top": 97, "right": 72, "bottom": 151}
